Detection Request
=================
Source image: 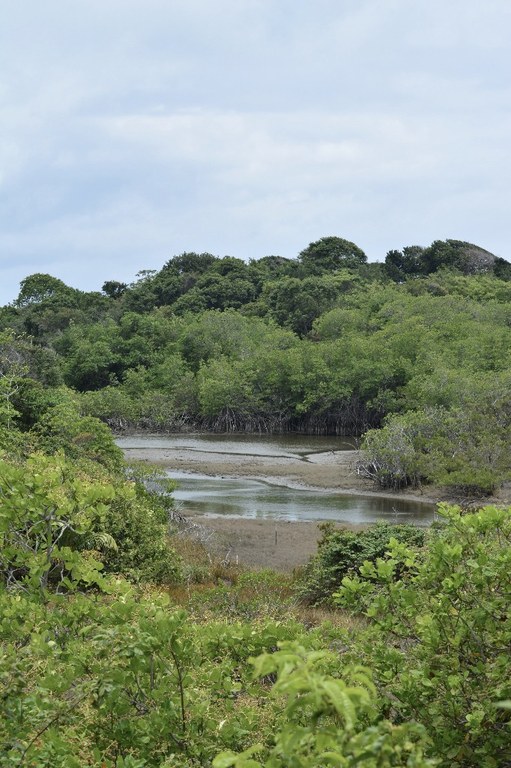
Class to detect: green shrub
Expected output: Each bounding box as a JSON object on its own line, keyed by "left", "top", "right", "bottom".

{"left": 295, "top": 522, "right": 426, "bottom": 605}
{"left": 335, "top": 504, "right": 511, "bottom": 767}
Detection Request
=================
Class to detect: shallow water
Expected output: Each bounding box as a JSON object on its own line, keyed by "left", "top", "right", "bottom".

{"left": 168, "top": 472, "right": 434, "bottom": 526}
{"left": 117, "top": 434, "right": 435, "bottom": 526}
{"left": 117, "top": 433, "right": 357, "bottom": 457}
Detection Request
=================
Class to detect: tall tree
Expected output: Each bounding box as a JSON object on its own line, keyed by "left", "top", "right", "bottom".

{"left": 298, "top": 236, "right": 367, "bottom": 275}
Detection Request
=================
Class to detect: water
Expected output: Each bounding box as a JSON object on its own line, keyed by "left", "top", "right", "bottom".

{"left": 169, "top": 472, "right": 434, "bottom": 526}
{"left": 117, "top": 434, "right": 435, "bottom": 526}
{"left": 117, "top": 433, "right": 358, "bottom": 456}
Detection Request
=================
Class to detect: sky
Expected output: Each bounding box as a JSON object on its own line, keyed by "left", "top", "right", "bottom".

{"left": 1, "top": 0, "right": 511, "bottom": 305}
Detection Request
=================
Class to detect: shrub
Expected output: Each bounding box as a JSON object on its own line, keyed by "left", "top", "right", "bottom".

{"left": 295, "top": 522, "right": 426, "bottom": 605}
{"left": 335, "top": 504, "right": 511, "bottom": 766}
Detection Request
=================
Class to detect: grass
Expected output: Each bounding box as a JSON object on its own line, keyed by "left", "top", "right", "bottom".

{"left": 168, "top": 532, "right": 364, "bottom": 634}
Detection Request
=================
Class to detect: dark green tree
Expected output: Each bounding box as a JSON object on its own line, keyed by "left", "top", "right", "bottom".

{"left": 384, "top": 246, "right": 426, "bottom": 281}
{"left": 15, "top": 273, "right": 77, "bottom": 308}
{"left": 298, "top": 236, "right": 367, "bottom": 275}
{"left": 262, "top": 274, "right": 356, "bottom": 336}
{"left": 421, "top": 239, "right": 496, "bottom": 275}
{"left": 102, "top": 280, "right": 128, "bottom": 298}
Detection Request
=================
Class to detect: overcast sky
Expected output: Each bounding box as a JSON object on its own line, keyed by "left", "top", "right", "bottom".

{"left": 1, "top": 0, "right": 510, "bottom": 305}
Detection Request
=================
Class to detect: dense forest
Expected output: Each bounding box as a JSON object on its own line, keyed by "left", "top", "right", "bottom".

{"left": 2, "top": 235, "right": 511, "bottom": 496}
{"left": 0, "top": 236, "right": 510, "bottom": 765}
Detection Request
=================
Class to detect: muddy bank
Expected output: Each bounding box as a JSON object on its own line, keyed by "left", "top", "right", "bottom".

{"left": 178, "top": 512, "right": 333, "bottom": 572}
{"left": 121, "top": 440, "right": 441, "bottom": 571}
{"left": 122, "top": 443, "right": 440, "bottom": 504}
{"left": 119, "top": 436, "right": 510, "bottom": 571}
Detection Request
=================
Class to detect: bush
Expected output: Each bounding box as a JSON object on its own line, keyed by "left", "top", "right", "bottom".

{"left": 335, "top": 504, "right": 511, "bottom": 766}
{"left": 359, "top": 404, "right": 511, "bottom": 496}
{"left": 295, "top": 522, "right": 426, "bottom": 605}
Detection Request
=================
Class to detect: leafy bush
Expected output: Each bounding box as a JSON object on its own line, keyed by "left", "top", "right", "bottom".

{"left": 89, "top": 479, "right": 181, "bottom": 585}
{"left": 34, "top": 398, "right": 124, "bottom": 471}
{"left": 0, "top": 586, "right": 321, "bottom": 767}
{"left": 335, "top": 504, "right": 511, "bottom": 767}
{"left": 0, "top": 452, "right": 181, "bottom": 591}
{"left": 295, "top": 522, "right": 426, "bottom": 605}
{"left": 360, "top": 403, "right": 511, "bottom": 496}
{"left": 214, "top": 643, "right": 435, "bottom": 768}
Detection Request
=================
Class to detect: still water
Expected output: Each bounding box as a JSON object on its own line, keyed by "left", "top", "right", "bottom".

{"left": 118, "top": 433, "right": 358, "bottom": 456}
{"left": 117, "top": 434, "right": 435, "bottom": 526}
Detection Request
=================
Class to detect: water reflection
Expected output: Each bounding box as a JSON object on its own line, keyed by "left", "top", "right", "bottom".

{"left": 117, "top": 434, "right": 435, "bottom": 526}
{"left": 169, "top": 471, "right": 435, "bottom": 527}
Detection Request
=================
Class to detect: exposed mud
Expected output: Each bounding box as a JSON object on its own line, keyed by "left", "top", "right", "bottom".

{"left": 122, "top": 441, "right": 443, "bottom": 571}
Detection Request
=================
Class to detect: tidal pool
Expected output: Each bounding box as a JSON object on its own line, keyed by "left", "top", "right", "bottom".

{"left": 168, "top": 471, "right": 435, "bottom": 526}
{"left": 117, "top": 434, "right": 435, "bottom": 526}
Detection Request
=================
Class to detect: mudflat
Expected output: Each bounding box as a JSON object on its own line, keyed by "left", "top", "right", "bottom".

{"left": 179, "top": 513, "right": 330, "bottom": 572}
{"left": 122, "top": 441, "right": 439, "bottom": 571}
{"left": 122, "top": 443, "right": 433, "bottom": 500}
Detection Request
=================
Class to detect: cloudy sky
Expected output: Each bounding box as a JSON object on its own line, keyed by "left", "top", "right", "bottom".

{"left": 1, "top": 0, "right": 510, "bottom": 305}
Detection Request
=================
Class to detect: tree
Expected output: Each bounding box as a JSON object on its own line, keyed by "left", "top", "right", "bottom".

{"left": 296, "top": 522, "right": 426, "bottom": 605}
{"left": 359, "top": 402, "right": 511, "bottom": 496}
{"left": 421, "top": 239, "right": 497, "bottom": 275}
{"left": 248, "top": 255, "right": 298, "bottom": 289}
{"left": 298, "top": 236, "right": 367, "bottom": 275}
{"left": 384, "top": 246, "right": 426, "bottom": 281}
{"left": 262, "top": 275, "right": 350, "bottom": 336}
{"left": 151, "top": 253, "right": 219, "bottom": 307}
{"left": 101, "top": 280, "right": 128, "bottom": 298}
{"left": 163, "top": 251, "right": 218, "bottom": 275}
{"left": 15, "top": 273, "right": 77, "bottom": 308}
{"left": 494, "top": 256, "right": 511, "bottom": 280}
{"left": 34, "top": 398, "right": 124, "bottom": 470}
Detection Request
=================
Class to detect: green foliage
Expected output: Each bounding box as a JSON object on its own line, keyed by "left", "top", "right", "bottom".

{"left": 360, "top": 402, "right": 511, "bottom": 496}
{"left": 359, "top": 414, "right": 427, "bottom": 490}
{"left": 4, "top": 250, "right": 511, "bottom": 767}
{"left": 1, "top": 332, "right": 511, "bottom": 768}
{"left": 214, "top": 643, "right": 435, "bottom": 767}
{"left": 5, "top": 245, "right": 511, "bottom": 485}
{"left": 96, "top": 474, "right": 181, "bottom": 585}
{"left": 261, "top": 274, "right": 354, "bottom": 336}
{"left": 334, "top": 504, "right": 511, "bottom": 767}
{"left": 0, "top": 453, "right": 114, "bottom": 594}
{"left": 0, "top": 585, "right": 323, "bottom": 767}
{"left": 384, "top": 240, "right": 501, "bottom": 281}
{"left": 298, "top": 236, "right": 367, "bottom": 275}
{"left": 102, "top": 279, "right": 128, "bottom": 298}
{"left": 384, "top": 246, "right": 426, "bottom": 281}
{"left": 34, "top": 396, "right": 124, "bottom": 470}
{"left": 14, "top": 273, "right": 77, "bottom": 308}
{"left": 0, "top": 446, "right": 180, "bottom": 590}
{"left": 296, "top": 523, "right": 426, "bottom": 605}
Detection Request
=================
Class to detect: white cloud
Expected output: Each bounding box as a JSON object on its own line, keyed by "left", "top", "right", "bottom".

{"left": 0, "top": 0, "right": 510, "bottom": 303}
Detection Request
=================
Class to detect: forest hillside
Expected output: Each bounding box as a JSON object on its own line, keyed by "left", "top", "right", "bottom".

{"left": 2, "top": 235, "right": 511, "bottom": 497}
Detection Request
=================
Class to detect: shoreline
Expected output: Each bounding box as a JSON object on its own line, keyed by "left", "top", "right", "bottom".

{"left": 120, "top": 440, "right": 441, "bottom": 571}
{"left": 121, "top": 444, "right": 442, "bottom": 504}
{"left": 119, "top": 435, "right": 510, "bottom": 571}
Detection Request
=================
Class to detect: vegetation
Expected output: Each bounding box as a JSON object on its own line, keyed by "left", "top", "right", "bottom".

{"left": 0, "top": 235, "right": 510, "bottom": 764}
{"left": 335, "top": 504, "right": 511, "bottom": 767}
{"left": 2, "top": 235, "right": 511, "bottom": 495}
{"left": 295, "top": 522, "right": 427, "bottom": 606}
